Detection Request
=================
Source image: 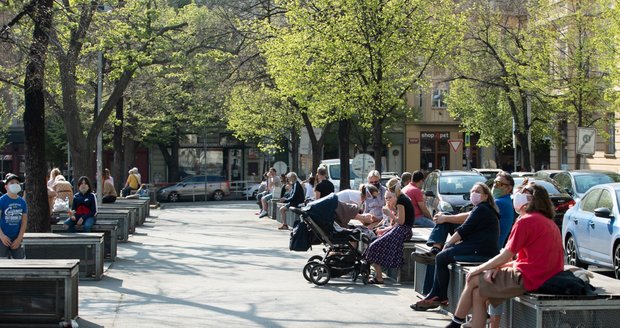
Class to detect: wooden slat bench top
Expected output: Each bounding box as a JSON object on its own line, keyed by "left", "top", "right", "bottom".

{"left": 24, "top": 232, "right": 104, "bottom": 242}
{"left": 0, "top": 259, "right": 79, "bottom": 270}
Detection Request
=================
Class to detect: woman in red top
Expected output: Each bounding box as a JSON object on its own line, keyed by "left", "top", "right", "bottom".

{"left": 445, "top": 184, "right": 564, "bottom": 328}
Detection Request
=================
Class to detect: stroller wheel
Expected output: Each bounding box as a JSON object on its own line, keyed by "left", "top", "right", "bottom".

{"left": 309, "top": 263, "right": 331, "bottom": 286}
{"left": 360, "top": 260, "right": 370, "bottom": 284}
{"left": 307, "top": 255, "right": 323, "bottom": 263}
{"left": 303, "top": 261, "right": 318, "bottom": 282}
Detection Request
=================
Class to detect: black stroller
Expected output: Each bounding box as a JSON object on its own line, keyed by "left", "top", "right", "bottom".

{"left": 291, "top": 194, "right": 371, "bottom": 286}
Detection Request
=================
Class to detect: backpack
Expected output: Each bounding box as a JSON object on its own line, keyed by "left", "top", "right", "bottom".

{"left": 289, "top": 220, "right": 312, "bottom": 251}
{"left": 535, "top": 270, "right": 596, "bottom": 296}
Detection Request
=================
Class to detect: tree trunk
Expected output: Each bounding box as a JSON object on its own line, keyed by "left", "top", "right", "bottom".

{"left": 372, "top": 116, "right": 384, "bottom": 173}
{"left": 290, "top": 127, "right": 299, "bottom": 173}
{"left": 113, "top": 97, "right": 125, "bottom": 191}
{"left": 338, "top": 119, "right": 351, "bottom": 190}
{"left": 301, "top": 113, "right": 332, "bottom": 174}
{"left": 23, "top": 0, "right": 53, "bottom": 233}
{"left": 157, "top": 130, "right": 180, "bottom": 183}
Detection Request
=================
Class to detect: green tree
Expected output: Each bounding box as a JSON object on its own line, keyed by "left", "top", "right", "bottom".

{"left": 446, "top": 1, "right": 554, "bottom": 171}
{"left": 261, "top": 0, "right": 462, "bottom": 173}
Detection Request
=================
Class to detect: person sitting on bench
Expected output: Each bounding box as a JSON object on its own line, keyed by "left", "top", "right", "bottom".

{"left": 445, "top": 184, "right": 563, "bottom": 328}
{"left": 65, "top": 176, "right": 97, "bottom": 233}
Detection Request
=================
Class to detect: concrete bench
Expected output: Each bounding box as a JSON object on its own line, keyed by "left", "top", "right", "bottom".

{"left": 99, "top": 207, "right": 136, "bottom": 235}
{"left": 274, "top": 203, "right": 301, "bottom": 228}
{"left": 116, "top": 198, "right": 150, "bottom": 218}
{"left": 413, "top": 243, "right": 433, "bottom": 296}
{"left": 0, "top": 259, "right": 79, "bottom": 326}
{"left": 23, "top": 233, "right": 105, "bottom": 280}
{"left": 96, "top": 209, "right": 131, "bottom": 241}
{"left": 268, "top": 199, "right": 278, "bottom": 219}
{"left": 51, "top": 219, "right": 118, "bottom": 261}
{"left": 500, "top": 267, "right": 620, "bottom": 328}
{"left": 393, "top": 228, "right": 433, "bottom": 284}
{"left": 101, "top": 203, "right": 144, "bottom": 226}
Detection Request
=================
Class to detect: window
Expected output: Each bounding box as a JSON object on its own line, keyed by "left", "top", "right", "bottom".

{"left": 597, "top": 190, "right": 613, "bottom": 210}
{"left": 432, "top": 88, "right": 448, "bottom": 108}
{"left": 580, "top": 189, "right": 602, "bottom": 213}
{"left": 607, "top": 113, "right": 616, "bottom": 155}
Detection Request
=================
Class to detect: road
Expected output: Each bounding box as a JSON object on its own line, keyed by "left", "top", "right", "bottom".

{"left": 77, "top": 201, "right": 453, "bottom": 327}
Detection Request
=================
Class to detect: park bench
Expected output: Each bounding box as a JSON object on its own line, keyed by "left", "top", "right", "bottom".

{"left": 99, "top": 206, "right": 137, "bottom": 235}
{"left": 392, "top": 227, "right": 432, "bottom": 284}
{"left": 100, "top": 203, "right": 144, "bottom": 226}
{"left": 116, "top": 198, "right": 150, "bottom": 218}
{"left": 51, "top": 219, "right": 118, "bottom": 261}
{"left": 23, "top": 232, "right": 105, "bottom": 280}
{"left": 0, "top": 259, "right": 79, "bottom": 326}
{"left": 96, "top": 209, "right": 132, "bottom": 241}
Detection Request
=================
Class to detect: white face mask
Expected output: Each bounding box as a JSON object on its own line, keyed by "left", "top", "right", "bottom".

{"left": 7, "top": 183, "right": 21, "bottom": 195}
{"left": 513, "top": 193, "right": 530, "bottom": 212}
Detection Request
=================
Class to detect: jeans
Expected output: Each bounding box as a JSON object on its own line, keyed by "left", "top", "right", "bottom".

{"left": 426, "top": 222, "right": 460, "bottom": 246}
{"left": 414, "top": 216, "right": 436, "bottom": 228}
{"left": 426, "top": 244, "right": 492, "bottom": 300}
{"left": 64, "top": 216, "right": 96, "bottom": 232}
{"left": 0, "top": 242, "right": 25, "bottom": 259}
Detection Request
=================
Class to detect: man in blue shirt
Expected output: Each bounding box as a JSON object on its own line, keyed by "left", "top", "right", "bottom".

{"left": 0, "top": 173, "right": 28, "bottom": 259}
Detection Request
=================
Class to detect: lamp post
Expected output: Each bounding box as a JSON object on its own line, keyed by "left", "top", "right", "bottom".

{"left": 96, "top": 51, "right": 103, "bottom": 204}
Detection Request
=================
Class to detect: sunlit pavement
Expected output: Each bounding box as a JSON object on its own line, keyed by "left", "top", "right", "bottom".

{"left": 76, "top": 201, "right": 455, "bottom": 327}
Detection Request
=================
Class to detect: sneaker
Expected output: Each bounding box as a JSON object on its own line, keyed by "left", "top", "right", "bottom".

{"left": 410, "top": 296, "right": 448, "bottom": 311}
{"left": 412, "top": 251, "right": 437, "bottom": 265}
{"left": 258, "top": 211, "right": 268, "bottom": 218}
{"left": 461, "top": 316, "right": 491, "bottom": 327}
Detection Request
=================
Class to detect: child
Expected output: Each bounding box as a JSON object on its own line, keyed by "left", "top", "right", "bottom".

{"left": 0, "top": 173, "right": 28, "bottom": 259}
{"left": 65, "top": 176, "right": 97, "bottom": 232}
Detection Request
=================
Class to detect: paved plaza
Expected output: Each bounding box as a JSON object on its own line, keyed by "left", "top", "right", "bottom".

{"left": 75, "top": 201, "right": 453, "bottom": 327}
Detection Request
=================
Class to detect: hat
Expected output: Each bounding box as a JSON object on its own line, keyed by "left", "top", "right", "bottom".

{"left": 4, "top": 173, "right": 21, "bottom": 184}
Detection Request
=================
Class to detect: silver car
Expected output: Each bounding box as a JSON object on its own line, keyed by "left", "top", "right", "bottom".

{"left": 157, "top": 175, "right": 230, "bottom": 202}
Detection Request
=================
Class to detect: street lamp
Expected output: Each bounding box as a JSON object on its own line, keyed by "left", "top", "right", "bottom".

{"left": 96, "top": 5, "right": 112, "bottom": 204}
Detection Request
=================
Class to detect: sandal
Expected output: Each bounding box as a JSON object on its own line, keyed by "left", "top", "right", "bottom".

{"left": 277, "top": 224, "right": 289, "bottom": 230}
{"left": 367, "top": 277, "right": 384, "bottom": 284}
{"left": 410, "top": 296, "right": 448, "bottom": 311}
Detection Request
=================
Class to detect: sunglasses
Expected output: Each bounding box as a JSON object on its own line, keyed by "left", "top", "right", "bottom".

{"left": 493, "top": 180, "right": 508, "bottom": 187}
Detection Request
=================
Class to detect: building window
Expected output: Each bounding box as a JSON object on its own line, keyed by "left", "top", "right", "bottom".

{"left": 607, "top": 113, "right": 616, "bottom": 155}
{"left": 420, "top": 132, "right": 450, "bottom": 170}
{"left": 432, "top": 87, "right": 448, "bottom": 108}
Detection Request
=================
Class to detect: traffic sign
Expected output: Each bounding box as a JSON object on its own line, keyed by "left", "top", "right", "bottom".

{"left": 352, "top": 154, "right": 375, "bottom": 178}
{"left": 577, "top": 127, "right": 596, "bottom": 155}
{"left": 273, "top": 161, "right": 288, "bottom": 175}
{"left": 448, "top": 139, "right": 463, "bottom": 153}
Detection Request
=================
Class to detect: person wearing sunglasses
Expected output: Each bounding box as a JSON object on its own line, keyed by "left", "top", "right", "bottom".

{"left": 446, "top": 184, "right": 563, "bottom": 328}
{"left": 363, "top": 170, "right": 386, "bottom": 220}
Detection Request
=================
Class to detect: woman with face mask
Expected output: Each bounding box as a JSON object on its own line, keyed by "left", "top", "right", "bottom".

{"left": 446, "top": 184, "right": 563, "bottom": 328}
{"left": 64, "top": 176, "right": 97, "bottom": 233}
{"left": 412, "top": 182, "right": 500, "bottom": 311}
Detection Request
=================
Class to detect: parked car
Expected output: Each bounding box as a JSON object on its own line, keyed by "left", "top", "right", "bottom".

{"left": 241, "top": 183, "right": 262, "bottom": 199}
{"left": 472, "top": 168, "right": 502, "bottom": 180}
{"left": 156, "top": 175, "right": 230, "bottom": 202}
{"left": 553, "top": 170, "right": 620, "bottom": 200}
{"left": 380, "top": 172, "right": 399, "bottom": 187}
{"left": 319, "top": 159, "right": 361, "bottom": 192}
{"left": 511, "top": 177, "right": 575, "bottom": 228}
{"left": 562, "top": 183, "right": 620, "bottom": 278}
{"left": 422, "top": 170, "right": 486, "bottom": 215}
{"left": 511, "top": 171, "right": 535, "bottom": 178}
{"left": 533, "top": 170, "right": 564, "bottom": 180}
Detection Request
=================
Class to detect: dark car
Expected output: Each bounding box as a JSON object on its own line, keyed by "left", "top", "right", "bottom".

{"left": 156, "top": 175, "right": 231, "bottom": 202}
{"left": 422, "top": 170, "right": 486, "bottom": 215}
{"left": 511, "top": 177, "right": 575, "bottom": 228}
{"left": 562, "top": 183, "right": 620, "bottom": 278}
{"left": 553, "top": 170, "right": 620, "bottom": 200}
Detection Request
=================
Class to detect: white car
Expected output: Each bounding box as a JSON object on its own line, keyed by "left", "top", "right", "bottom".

{"left": 241, "top": 183, "right": 262, "bottom": 199}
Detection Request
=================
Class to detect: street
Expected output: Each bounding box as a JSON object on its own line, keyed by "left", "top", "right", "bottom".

{"left": 76, "top": 201, "right": 452, "bottom": 327}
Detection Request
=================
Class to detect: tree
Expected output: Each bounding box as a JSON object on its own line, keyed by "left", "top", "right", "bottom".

{"left": 446, "top": 1, "right": 554, "bottom": 171}
{"left": 23, "top": 0, "right": 53, "bottom": 232}
{"left": 261, "top": 0, "right": 462, "bottom": 174}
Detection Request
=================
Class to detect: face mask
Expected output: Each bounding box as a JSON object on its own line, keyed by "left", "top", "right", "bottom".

{"left": 513, "top": 193, "right": 530, "bottom": 212}
{"left": 470, "top": 192, "right": 482, "bottom": 205}
{"left": 79, "top": 186, "right": 89, "bottom": 194}
{"left": 492, "top": 187, "right": 505, "bottom": 199}
{"left": 7, "top": 184, "right": 21, "bottom": 195}
{"left": 371, "top": 181, "right": 381, "bottom": 188}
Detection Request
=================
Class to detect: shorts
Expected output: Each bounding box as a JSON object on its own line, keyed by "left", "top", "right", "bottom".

{"left": 478, "top": 267, "right": 526, "bottom": 307}
{"left": 0, "top": 242, "right": 25, "bottom": 259}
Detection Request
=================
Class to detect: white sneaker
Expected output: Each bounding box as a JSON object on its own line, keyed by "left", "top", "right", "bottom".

{"left": 258, "top": 211, "right": 268, "bottom": 218}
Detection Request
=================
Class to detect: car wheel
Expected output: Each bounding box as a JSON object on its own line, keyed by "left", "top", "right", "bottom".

{"left": 212, "top": 190, "right": 224, "bottom": 201}
{"left": 614, "top": 243, "right": 620, "bottom": 280}
{"left": 565, "top": 235, "right": 588, "bottom": 269}
{"left": 168, "top": 192, "right": 179, "bottom": 203}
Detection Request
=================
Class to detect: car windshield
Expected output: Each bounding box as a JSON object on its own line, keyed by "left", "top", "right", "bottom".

{"left": 439, "top": 175, "right": 486, "bottom": 194}
{"left": 574, "top": 173, "right": 620, "bottom": 194}
{"left": 532, "top": 181, "right": 562, "bottom": 195}
{"left": 328, "top": 164, "right": 360, "bottom": 180}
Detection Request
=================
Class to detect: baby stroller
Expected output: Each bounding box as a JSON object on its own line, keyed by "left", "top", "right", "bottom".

{"left": 291, "top": 194, "right": 371, "bottom": 286}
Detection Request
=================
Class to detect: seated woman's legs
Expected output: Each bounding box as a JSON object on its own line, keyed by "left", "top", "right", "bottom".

{"left": 63, "top": 218, "right": 77, "bottom": 232}
{"left": 426, "top": 223, "right": 459, "bottom": 248}
{"left": 277, "top": 206, "right": 288, "bottom": 229}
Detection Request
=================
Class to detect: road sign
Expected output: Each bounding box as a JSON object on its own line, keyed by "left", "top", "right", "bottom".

{"left": 465, "top": 133, "right": 471, "bottom": 147}
{"left": 273, "top": 161, "right": 288, "bottom": 175}
{"left": 577, "top": 127, "right": 596, "bottom": 155}
{"left": 352, "top": 154, "right": 375, "bottom": 178}
{"left": 448, "top": 139, "right": 463, "bottom": 153}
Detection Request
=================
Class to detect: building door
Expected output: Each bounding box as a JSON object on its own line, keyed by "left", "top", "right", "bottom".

{"left": 420, "top": 132, "right": 450, "bottom": 171}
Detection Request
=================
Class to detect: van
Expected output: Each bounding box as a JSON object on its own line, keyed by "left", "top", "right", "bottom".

{"left": 319, "top": 159, "right": 361, "bottom": 192}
